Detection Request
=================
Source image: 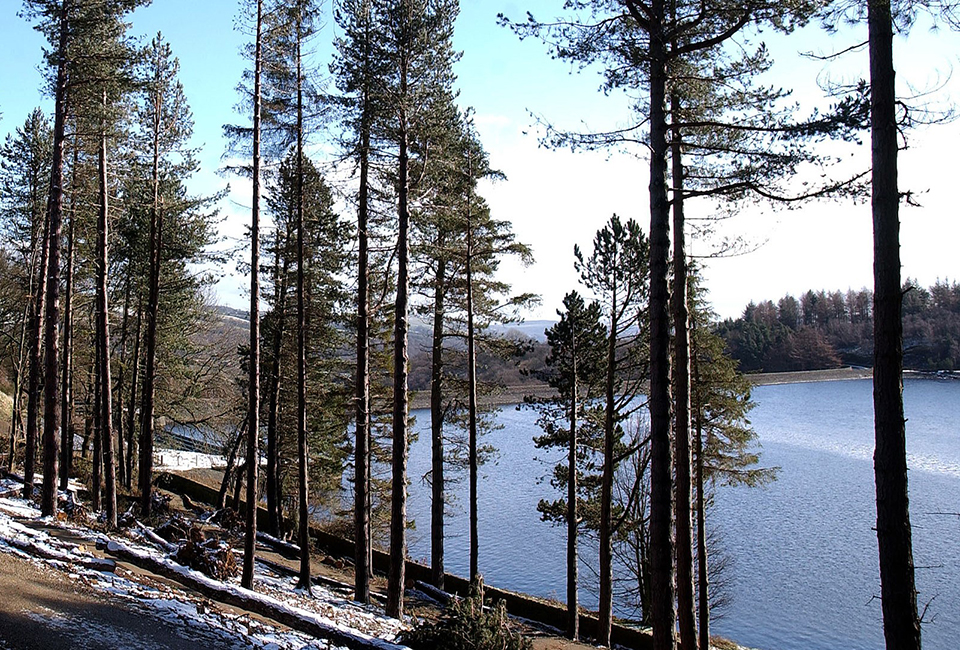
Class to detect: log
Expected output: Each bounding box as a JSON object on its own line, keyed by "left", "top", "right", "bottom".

{"left": 7, "top": 536, "right": 116, "bottom": 573}
{"left": 134, "top": 520, "right": 177, "bottom": 553}
{"left": 256, "top": 531, "right": 302, "bottom": 560}
{"left": 413, "top": 580, "right": 453, "bottom": 605}
{"left": 101, "top": 538, "right": 406, "bottom": 650}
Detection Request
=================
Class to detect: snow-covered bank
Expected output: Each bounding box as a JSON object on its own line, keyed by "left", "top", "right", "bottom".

{"left": 0, "top": 480, "right": 406, "bottom": 650}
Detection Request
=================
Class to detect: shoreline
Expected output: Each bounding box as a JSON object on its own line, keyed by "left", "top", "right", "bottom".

{"left": 411, "top": 367, "right": 960, "bottom": 409}
{"left": 410, "top": 367, "right": 881, "bottom": 409}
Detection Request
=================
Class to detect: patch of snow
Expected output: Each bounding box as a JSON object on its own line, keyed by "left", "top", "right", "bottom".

{"left": 155, "top": 449, "right": 227, "bottom": 470}
{"left": 0, "top": 484, "right": 405, "bottom": 650}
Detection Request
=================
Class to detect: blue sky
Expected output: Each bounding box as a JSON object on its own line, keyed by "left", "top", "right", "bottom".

{"left": 2, "top": 1, "right": 959, "bottom": 320}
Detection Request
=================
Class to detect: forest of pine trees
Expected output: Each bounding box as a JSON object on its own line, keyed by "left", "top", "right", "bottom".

{"left": 717, "top": 280, "right": 960, "bottom": 373}
{"left": 0, "top": 1, "right": 949, "bottom": 650}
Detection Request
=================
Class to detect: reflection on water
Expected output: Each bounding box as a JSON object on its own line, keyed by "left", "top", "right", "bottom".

{"left": 405, "top": 379, "right": 960, "bottom": 650}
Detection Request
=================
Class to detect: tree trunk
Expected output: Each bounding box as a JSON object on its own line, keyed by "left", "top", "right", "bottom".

{"left": 430, "top": 249, "right": 447, "bottom": 589}
{"left": 114, "top": 281, "right": 132, "bottom": 490}
{"left": 24, "top": 214, "right": 49, "bottom": 501}
{"left": 466, "top": 163, "right": 480, "bottom": 585}
{"left": 125, "top": 296, "right": 143, "bottom": 488}
{"left": 138, "top": 176, "right": 162, "bottom": 515}
{"left": 266, "top": 230, "right": 290, "bottom": 538}
{"left": 868, "top": 1, "right": 921, "bottom": 648}
{"left": 695, "top": 391, "right": 709, "bottom": 650}
{"left": 671, "top": 95, "right": 697, "bottom": 650}
{"left": 218, "top": 417, "right": 247, "bottom": 511}
{"left": 567, "top": 333, "right": 579, "bottom": 642}
{"left": 353, "top": 74, "right": 373, "bottom": 604}
{"left": 646, "top": 1, "right": 676, "bottom": 648}
{"left": 242, "top": 0, "right": 264, "bottom": 592}
{"left": 92, "top": 348, "right": 102, "bottom": 512}
{"left": 58, "top": 157, "right": 77, "bottom": 491}
{"left": 388, "top": 62, "right": 411, "bottom": 620}
{"left": 96, "top": 117, "right": 117, "bottom": 528}
{"left": 598, "top": 291, "right": 617, "bottom": 647}
{"left": 294, "top": 34, "right": 311, "bottom": 594}
{"left": 39, "top": 0, "right": 71, "bottom": 517}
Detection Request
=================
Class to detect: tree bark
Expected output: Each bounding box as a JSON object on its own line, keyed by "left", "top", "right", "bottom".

{"left": 24, "top": 212, "right": 49, "bottom": 502}
{"left": 58, "top": 156, "right": 77, "bottom": 491}
{"left": 40, "top": 0, "right": 71, "bottom": 517}
{"left": 125, "top": 296, "right": 143, "bottom": 488}
{"left": 92, "top": 348, "right": 102, "bottom": 512}
{"left": 388, "top": 59, "right": 411, "bottom": 620}
{"left": 466, "top": 162, "right": 480, "bottom": 585}
{"left": 265, "top": 226, "right": 290, "bottom": 538}
{"left": 114, "top": 273, "right": 132, "bottom": 492}
{"left": 645, "top": 1, "right": 677, "bottom": 647}
{"left": 695, "top": 392, "right": 709, "bottom": 650}
{"left": 354, "top": 69, "right": 373, "bottom": 604}
{"left": 218, "top": 417, "right": 247, "bottom": 511}
{"left": 671, "top": 94, "right": 697, "bottom": 650}
{"left": 294, "top": 33, "right": 311, "bottom": 594}
{"left": 868, "top": 1, "right": 921, "bottom": 648}
{"left": 430, "top": 248, "right": 447, "bottom": 589}
{"left": 242, "top": 0, "right": 264, "bottom": 592}
{"left": 598, "top": 285, "right": 617, "bottom": 647}
{"left": 566, "top": 337, "right": 579, "bottom": 641}
{"left": 96, "top": 112, "right": 117, "bottom": 528}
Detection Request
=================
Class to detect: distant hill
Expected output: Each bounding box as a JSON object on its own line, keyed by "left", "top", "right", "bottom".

{"left": 208, "top": 305, "right": 553, "bottom": 392}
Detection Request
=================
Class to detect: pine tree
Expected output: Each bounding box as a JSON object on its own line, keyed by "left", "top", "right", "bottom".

{"left": 368, "top": 0, "right": 460, "bottom": 618}
{"left": 574, "top": 214, "right": 649, "bottom": 645}
{"left": 135, "top": 31, "right": 197, "bottom": 517}
{"left": 530, "top": 291, "right": 606, "bottom": 640}
{"left": 0, "top": 108, "right": 52, "bottom": 480}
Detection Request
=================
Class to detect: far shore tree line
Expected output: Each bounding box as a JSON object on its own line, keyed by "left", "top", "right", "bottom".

{"left": 0, "top": 1, "right": 947, "bottom": 650}
{"left": 718, "top": 279, "right": 960, "bottom": 373}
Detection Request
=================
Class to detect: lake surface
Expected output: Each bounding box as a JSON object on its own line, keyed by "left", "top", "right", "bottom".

{"left": 404, "top": 378, "right": 960, "bottom": 650}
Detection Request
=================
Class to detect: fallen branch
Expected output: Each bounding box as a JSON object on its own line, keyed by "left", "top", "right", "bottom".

{"left": 256, "top": 531, "right": 302, "bottom": 560}
{"left": 101, "top": 538, "right": 406, "bottom": 650}
{"left": 5, "top": 536, "right": 116, "bottom": 573}
{"left": 413, "top": 580, "right": 454, "bottom": 605}
{"left": 134, "top": 521, "right": 178, "bottom": 553}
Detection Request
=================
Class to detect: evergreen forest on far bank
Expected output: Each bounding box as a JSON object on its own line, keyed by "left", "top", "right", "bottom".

{"left": 716, "top": 279, "right": 960, "bottom": 373}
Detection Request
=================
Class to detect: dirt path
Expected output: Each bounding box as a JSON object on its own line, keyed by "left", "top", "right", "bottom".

{"left": 0, "top": 551, "right": 256, "bottom": 650}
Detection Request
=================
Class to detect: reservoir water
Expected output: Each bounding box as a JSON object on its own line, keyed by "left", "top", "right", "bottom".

{"left": 404, "top": 378, "right": 960, "bottom": 650}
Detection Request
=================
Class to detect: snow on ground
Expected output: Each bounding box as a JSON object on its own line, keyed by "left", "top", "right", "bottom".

{"left": 154, "top": 449, "right": 227, "bottom": 470}
{"left": 0, "top": 486, "right": 406, "bottom": 650}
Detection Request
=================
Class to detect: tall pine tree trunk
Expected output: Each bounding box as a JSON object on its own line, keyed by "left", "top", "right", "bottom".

{"left": 429, "top": 248, "right": 446, "bottom": 589}
{"left": 671, "top": 97, "right": 697, "bottom": 650}
{"left": 96, "top": 112, "right": 117, "bottom": 528}
{"left": 39, "top": 0, "right": 72, "bottom": 516}
{"left": 24, "top": 216, "right": 48, "bottom": 501}
{"left": 114, "top": 282, "right": 131, "bottom": 490}
{"left": 598, "top": 291, "right": 617, "bottom": 647}
{"left": 868, "top": 1, "right": 921, "bottom": 647}
{"left": 294, "top": 36, "right": 311, "bottom": 593}
{"left": 92, "top": 345, "right": 102, "bottom": 512}
{"left": 566, "top": 331, "right": 579, "bottom": 641}
{"left": 645, "top": 1, "right": 677, "bottom": 647}
{"left": 139, "top": 133, "right": 163, "bottom": 516}
{"left": 695, "top": 391, "right": 710, "bottom": 650}
{"left": 266, "top": 228, "right": 290, "bottom": 539}
{"left": 388, "top": 66, "right": 411, "bottom": 620}
{"left": 126, "top": 296, "right": 142, "bottom": 488}
{"left": 466, "top": 173, "right": 480, "bottom": 584}
{"left": 242, "top": 0, "right": 264, "bottom": 592}
{"left": 353, "top": 78, "right": 373, "bottom": 604}
{"left": 58, "top": 158, "right": 77, "bottom": 491}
